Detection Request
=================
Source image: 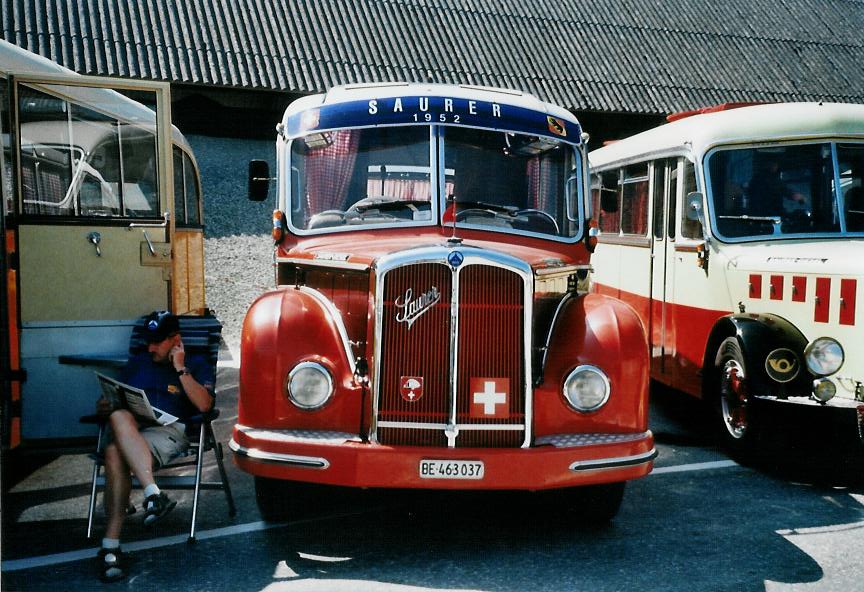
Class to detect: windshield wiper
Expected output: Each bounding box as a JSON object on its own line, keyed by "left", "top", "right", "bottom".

{"left": 453, "top": 200, "right": 519, "bottom": 216}
{"left": 350, "top": 196, "right": 430, "bottom": 212}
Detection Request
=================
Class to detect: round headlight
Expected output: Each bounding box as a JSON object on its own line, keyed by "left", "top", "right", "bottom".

{"left": 286, "top": 362, "right": 333, "bottom": 409}
{"left": 804, "top": 337, "right": 844, "bottom": 377}
{"left": 812, "top": 378, "right": 837, "bottom": 403}
{"left": 563, "top": 365, "right": 610, "bottom": 413}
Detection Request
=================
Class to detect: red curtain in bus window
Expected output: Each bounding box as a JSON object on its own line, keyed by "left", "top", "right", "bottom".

{"left": 305, "top": 130, "right": 359, "bottom": 212}
{"left": 526, "top": 154, "right": 561, "bottom": 212}
{"left": 622, "top": 179, "right": 649, "bottom": 235}
{"left": 367, "top": 178, "right": 431, "bottom": 201}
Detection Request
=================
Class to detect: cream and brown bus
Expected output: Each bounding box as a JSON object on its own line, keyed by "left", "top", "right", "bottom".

{"left": 1, "top": 40, "right": 207, "bottom": 449}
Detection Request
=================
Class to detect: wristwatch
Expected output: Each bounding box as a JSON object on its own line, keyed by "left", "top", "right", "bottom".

{"left": 176, "top": 367, "right": 191, "bottom": 377}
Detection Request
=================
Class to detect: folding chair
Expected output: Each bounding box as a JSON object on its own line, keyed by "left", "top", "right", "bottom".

{"left": 83, "top": 314, "right": 236, "bottom": 543}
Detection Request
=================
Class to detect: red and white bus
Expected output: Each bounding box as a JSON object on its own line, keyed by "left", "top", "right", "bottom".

{"left": 589, "top": 102, "right": 864, "bottom": 456}
{"left": 231, "top": 83, "right": 655, "bottom": 521}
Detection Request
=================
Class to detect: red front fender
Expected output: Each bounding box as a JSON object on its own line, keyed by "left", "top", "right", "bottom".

{"left": 239, "top": 287, "right": 364, "bottom": 433}
{"left": 534, "top": 293, "right": 649, "bottom": 437}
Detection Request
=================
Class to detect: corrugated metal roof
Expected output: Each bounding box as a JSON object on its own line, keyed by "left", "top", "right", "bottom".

{"left": 2, "top": 0, "right": 864, "bottom": 115}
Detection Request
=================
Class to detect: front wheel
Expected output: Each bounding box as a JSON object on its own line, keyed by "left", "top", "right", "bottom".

{"left": 254, "top": 477, "right": 320, "bottom": 522}
{"left": 559, "top": 482, "right": 626, "bottom": 525}
{"left": 711, "top": 337, "right": 760, "bottom": 459}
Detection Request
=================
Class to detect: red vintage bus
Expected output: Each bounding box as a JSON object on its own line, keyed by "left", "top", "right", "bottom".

{"left": 231, "top": 83, "right": 654, "bottom": 521}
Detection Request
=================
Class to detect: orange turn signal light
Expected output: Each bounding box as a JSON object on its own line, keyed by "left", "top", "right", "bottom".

{"left": 272, "top": 210, "right": 286, "bottom": 242}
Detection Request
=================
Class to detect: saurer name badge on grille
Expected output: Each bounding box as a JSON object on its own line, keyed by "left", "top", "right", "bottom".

{"left": 394, "top": 286, "right": 441, "bottom": 329}
{"left": 470, "top": 378, "right": 510, "bottom": 419}
{"left": 400, "top": 376, "right": 424, "bottom": 402}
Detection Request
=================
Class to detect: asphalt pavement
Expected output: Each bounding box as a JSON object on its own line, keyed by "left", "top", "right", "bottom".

{"left": 3, "top": 355, "right": 864, "bottom": 592}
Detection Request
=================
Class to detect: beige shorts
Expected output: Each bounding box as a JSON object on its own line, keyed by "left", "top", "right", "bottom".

{"left": 139, "top": 423, "right": 188, "bottom": 468}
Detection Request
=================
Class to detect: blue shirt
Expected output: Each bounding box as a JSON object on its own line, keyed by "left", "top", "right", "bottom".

{"left": 122, "top": 353, "right": 214, "bottom": 422}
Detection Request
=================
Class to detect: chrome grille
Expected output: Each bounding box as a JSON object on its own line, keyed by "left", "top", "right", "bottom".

{"left": 375, "top": 249, "right": 530, "bottom": 448}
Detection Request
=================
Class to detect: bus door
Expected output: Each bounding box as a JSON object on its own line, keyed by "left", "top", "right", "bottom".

{"left": 6, "top": 74, "right": 176, "bottom": 445}
{"left": 649, "top": 158, "right": 678, "bottom": 381}
{"left": 669, "top": 159, "right": 708, "bottom": 395}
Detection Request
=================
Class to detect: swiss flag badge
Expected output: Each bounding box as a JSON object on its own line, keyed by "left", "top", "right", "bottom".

{"left": 400, "top": 376, "right": 424, "bottom": 402}
{"left": 469, "top": 377, "right": 509, "bottom": 419}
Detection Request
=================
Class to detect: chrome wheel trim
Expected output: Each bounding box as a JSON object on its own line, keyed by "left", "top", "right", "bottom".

{"left": 720, "top": 359, "right": 748, "bottom": 440}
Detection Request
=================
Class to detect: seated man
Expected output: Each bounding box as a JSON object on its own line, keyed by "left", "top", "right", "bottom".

{"left": 96, "top": 310, "right": 214, "bottom": 582}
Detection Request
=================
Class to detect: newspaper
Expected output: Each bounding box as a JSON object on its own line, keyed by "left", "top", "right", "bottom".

{"left": 95, "top": 372, "right": 179, "bottom": 426}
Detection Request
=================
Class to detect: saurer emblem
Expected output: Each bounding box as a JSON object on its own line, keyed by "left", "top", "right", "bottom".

{"left": 395, "top": 286, "right": 441, "bottom": 329}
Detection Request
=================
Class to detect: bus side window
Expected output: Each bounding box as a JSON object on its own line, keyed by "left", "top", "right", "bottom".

{"left": 667, "top": 161, "right": 679, "bottom": 240}
{"left": 173, "top": 147, "right": 186, "bottom": 224}
{"left": 18, "top": 85, "right": 74, "bottom": 216}
{"left": 173, "top": 149, "right": 202, "bottom": 227}
{"left": 652, "top": 160, "right": 666, "bottom": 239}
{"left": 17, "top": 82, "right": 160, "bottom": 219}
{"left": 680, "top": 161, "right": 702, "bottom": 239}
{"left": 595, "top": 169, "right": 620, "bottom": 234}
{"left": 1, "top": 78, "right": 11, "bottom": 215}
{"left": 184, "top": 152, "right": 200, "bottom": 226}
{"left": 621, "top": 163, "right": 649, "bottom": 235}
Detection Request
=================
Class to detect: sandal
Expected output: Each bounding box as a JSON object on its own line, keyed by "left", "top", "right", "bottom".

{"left": 97, "top": 547, "right": 127, "bottom": 583}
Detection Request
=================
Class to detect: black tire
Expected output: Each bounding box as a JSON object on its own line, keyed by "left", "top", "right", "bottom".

{"left": 711, "top": 337, "right": 760, "bottom": 460}
{"left": 560, "top": 482, "right": 626, "bottom": 525}
{"left": 254, "top": 477, "right": 311, "bottom": 522}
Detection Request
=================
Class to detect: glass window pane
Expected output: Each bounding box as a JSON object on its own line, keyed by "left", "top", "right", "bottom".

{"left": 444, "top": 127, "right": 578, "bottom": 238}
{"left": 681, "top": 161, "right": 702, "bottom": 239}
{"left": 18, "top": 85, "right": 74, "bottom": 215}
{"left": 838, "top": 143, "right": 864, "bottom": 232}
{"left": 119, "top": 123, "right": 158, "bottom": 217}
{"left": 291, "top": 126, "right": 432, "bottom": 230}
{"left": 173, "top": 147, "right": 185, "bottom": 224}
{"left": 652, "top": 160, "right": 666, "bottom": 239}
{"left": 70, "top": 102, "right": 121, "bottom": 216}
{"left": 1, "top": 78, "right": 11, "bottom": 216}
{"left": 621, "top": 163, "right": 648, "bottom": 235}
{"left": 184, "top": 152, "right": 200, "bottom": 225}
{"left": 597, "top": 170, "right": 620, "bottom": 234}
{"left": 18, "top": 82, "right": 162, "bottom": 219}
{"left": 667, "top": 163, "right": 678, "bottom": 239}
{"left": 707, "top": 143, "right": 838, "bottom": 239}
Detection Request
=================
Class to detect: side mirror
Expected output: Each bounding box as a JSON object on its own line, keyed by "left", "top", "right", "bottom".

{"left": 248, "top": 160, "right": 271, "bottom": 202}
{"left": 600, "top": 188, "right": 619, "bottom": 213}
{"left": 686, "top": 191, "right": 705, "bottom": 223}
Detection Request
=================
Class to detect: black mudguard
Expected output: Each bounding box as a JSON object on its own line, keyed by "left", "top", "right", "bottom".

{"left": 704, "top": 313, "right": 812, "bottom": 399}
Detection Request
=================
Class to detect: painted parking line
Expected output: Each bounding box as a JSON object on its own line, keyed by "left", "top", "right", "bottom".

{"left": 2, "top": 460, "right": 740, "bottom": 572}
{"left": 650, "top": 459, "right": 739, "bottom": 475}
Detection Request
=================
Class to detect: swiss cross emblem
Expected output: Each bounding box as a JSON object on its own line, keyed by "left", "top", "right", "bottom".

{"left": 469, "top": 378, "right": 509, "bottom": 419}
{"left": 400, "top": 376, "right": 424, "bottom": 402}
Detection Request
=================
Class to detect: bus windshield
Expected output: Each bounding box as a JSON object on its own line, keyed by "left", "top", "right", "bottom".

{"left": 443, "top": 126, "right": 581, "bottom": 239}
{"left": 706, "top": 142, "right": 864, "bottom": 240}
{"left": 288, "top": 124, "right": 581, "bottom": 239}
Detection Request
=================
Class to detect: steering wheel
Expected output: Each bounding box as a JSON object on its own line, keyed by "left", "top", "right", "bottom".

{"left": 780, "top": 209, "right": 812, "bottom": 233}
{"left": 515, "top": 209, "right": 560, "bottom": 234}
{"left": 307, "top": 209, "right": 346, "bottom": 229}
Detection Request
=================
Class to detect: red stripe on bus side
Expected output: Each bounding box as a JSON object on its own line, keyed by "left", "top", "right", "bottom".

{"left": 814, "top": 277, "right": 831, "bottom": 323}
{"left": 749, "top": 274, "right": 762, "bottom": 299}
{"left": 840, "top": 279, "right": 857, "bottom": 326}
{"left": 792, "top": 276, "right": 806, "bottom": 302}
{"left": 770, "top": 275, "right": 784, "bottom": 301}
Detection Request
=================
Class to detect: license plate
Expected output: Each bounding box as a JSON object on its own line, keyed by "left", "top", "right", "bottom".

{"left": 419, "top": 459, "right": 485, "bottom": 480}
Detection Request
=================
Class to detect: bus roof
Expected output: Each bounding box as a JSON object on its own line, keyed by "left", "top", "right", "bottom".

{"left": 0, "top": 39, "right": 193, "bottom": 155}
{"left": 590, "top": 102, "right": 864, "bottom": 168}
{"left": 281, "top": 82, "right": 582, "bottom": 143}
